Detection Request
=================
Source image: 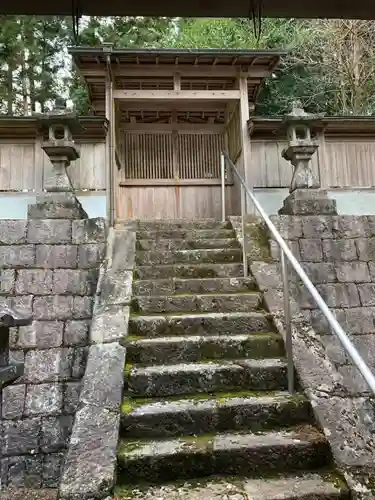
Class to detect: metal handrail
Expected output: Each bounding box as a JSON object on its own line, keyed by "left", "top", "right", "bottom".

{"left": 221, "top": 150, "right": 375, "bottom": 396}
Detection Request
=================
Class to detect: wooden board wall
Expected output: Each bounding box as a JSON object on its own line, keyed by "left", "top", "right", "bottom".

{"left": 0, "top": 139, "right": 106, "bottom": 192}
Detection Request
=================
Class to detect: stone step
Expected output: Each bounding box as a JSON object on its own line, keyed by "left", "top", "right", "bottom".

{"left": 132, "top": 292, "right": 262, "bottom": 314}
{"left": 133, "top": 277, "right": 256, "bottom": 296}
{"left": 120, "top": 391, "right": 311, "bottom": 439}
{"left": 129, "top": 311, "right": 274, "bottom": 337}
{"left": 0, "top": 490, "right": 58, "bottom": 500}
{"left": 136, "top": 238, "right": 240, "bottom": 251}
{"left": 134, "top": 263, "right": 244, "bottom": 280}
{"left": 136, "top": 229, "right": 236, "bottom": 240}
{"left": 135, "top": 219, "right": 231, "bottom": 231}
{"left": 117, "top": 425, "right": 330, "bottom": 483}
{"left": 115, "top": 472, "right": 348, "bottom": 499}
{"left": 125, "top": 359, "right": 287, "bottom": 398}
{"left": 125, "top": 333, "right": 284, "bottom": 365}
{"left": 136, "top": 248, "right": 242, "bottom": 265}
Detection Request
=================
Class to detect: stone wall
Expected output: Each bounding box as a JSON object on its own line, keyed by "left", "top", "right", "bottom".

{"left": 0, "top": 217, "right": 106, "bottom": 489}
{"left": 243, "top": 213, "right": 375, "bottom": 499}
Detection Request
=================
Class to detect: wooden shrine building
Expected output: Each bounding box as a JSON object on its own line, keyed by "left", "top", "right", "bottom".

{"left": 71, "top": 47, "right": 284, "bottom": 222}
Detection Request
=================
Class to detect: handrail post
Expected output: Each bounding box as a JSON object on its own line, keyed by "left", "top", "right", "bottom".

{"left": 240, "top": 184, "right": 248, "bottom": 277}
{"left": 220, "top": 153, "right": 226, "bottom": 222}
{"left": 280, "top": 249, "right": 294, "bottom": 394}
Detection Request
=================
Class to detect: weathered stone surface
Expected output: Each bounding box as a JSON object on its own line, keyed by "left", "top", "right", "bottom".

{"left": 0, "top": 488, "right": 58, "bottom": 500}
{"left": 136, "top": 248, "right": 242, "bottom": 266}
{"left": 135, "top": 263, "right": 243, "bottom": 280}
{"left": 323, "top": 239, "right": 358, "bottom": 261}
{"left": 136, "top": 219, "right": 230, "bottom": 231}
{"left": 250, "top": 262, "right": 282, "bottom": 291}
{"left": 2, "top": 384, "right": 26, "bottom": 419}
{"left": 35, "top": 245, "right": 78, "bottom": 269}
{"left": 63, "top": 382, "right": 81, "bottom": 414}
{"left": 133, "top": 292, "right": 262, "bottom": 314}
{"left": 136, "top": 228, "right": 234, "bottom": 241}
{"left": 72, "top": 296, "right": 93, "bottom": 319}
{"left": 59, "top": 406, "right": 119, "bottom": 500}
{"left": 90, "top": 305, "right": 129, "bottom": 343}
{"left": 71, "top": 347, "right": 88, "bottom": 379}
{"left": 126, "top": 333, "right": 284, "bottom": 366}
{"left": 310, "top": 309, "right": 346, "bottom": 334}
{"left": 121, "top": 392, "right": 310, "bottom": 439}
{"left": 3, "top": 418, "right": 41, "bottom": 456}
{"left": 16, "top": 321, "right": 64, "bottom": 349}
{"left": 28, "top": 201, "right": 87, "bottom": 220}
{"left": 78, "top": 244, "right": 105, "bottom": 269}
{"left": 98, "top": 270, "right": 132, "bottom": 306}
{"left": 356, "top": 238, "right": 375, "bottom": 261}
{"left": 335, "top": 262, "right": 370, "bottom": 283}
{"left": 117, "top": 426, "right": 328, "bottom": 482}
{"left": 42, "top": 453, "right": 64, "bottom": 487}
{"left": 0, "top": 220, "right": 27, "bottom": 245}
{"left": 279, "top": 189, "right": 337, "bottom": 216}
{"left": 129, "top": 312, "right": 273, "bottom": 337}
{"left": 333, "top": 215, "right": 370, "bottom": 239}
{"left": 127, "top": 359, "right": 287, "bottom": 398}
{"left": 80, "top": 342, "right": 125, "bottom": 411}
{"left": 269, "top": 215, "right": 303, "bottom": 240}
{"left": 41, "top": 415, "right": 73, "bottom": 452}
{"left": 137, "top": 237, "right": 239, "bottom": 251}
{"left": 110, "top": 230, "right": 136, "bottom": 271}
{"left": 302, "top": 262, "right": 337, "bottom": 284}
{"left": 72, "top": 218, "right": 106, "bottom": 244}
{"left": 319, "top": 334, "right": 347, "bottom": 365}
{"left": 301, "top": 216, "right": 334, "bottom": 239}
{"left": 299, "top": 239, "right": 323, "bottom": 262}
{"left": 296, "top": 283, "right": 360, "bottom": 309}
{"left": 0, "top": 245, "right": 35, "bottom": 268}
{"left": 16, "top": 270, "right": 54, "bottom": 295}
{"left": 357, "top": 283, "right": 375, "bottom": 306}
{"left": 53, "top": 269, "right": 98, "bottom": 295}
{"left": 25, "top": 383, "right": 63, "bottom": 416}
{"left": 0, "top": 269, "right": 15, "bottom": 293}
{"left": 269, "top": 239, "right": 300, "bottom": 262}
{"left": 27, "top": 220, "right": 71, "bottom": 244}
{"left": 344, "top": 307, "right": 375, "bottom": 334}
{"left": 24, "top": 348, "right": 73, "bottom": 383}
{"left": 33, "top": 296, "right": 74, "bottom": 320}
{"left": 64, "top": 320, "right": 89, "bottom": 346}
{"left": 0, "top": 295, "right": 33, "bottom": 317}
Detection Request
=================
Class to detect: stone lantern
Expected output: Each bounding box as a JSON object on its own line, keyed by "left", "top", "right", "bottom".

{"left": 279, "top": 101, "right": 337, "bottom": 215}
{"left": 30, "top": 98, "right": 87, "bottom": 219}
{"left": 0, "top": 305, "right": 32, "bottom": 388}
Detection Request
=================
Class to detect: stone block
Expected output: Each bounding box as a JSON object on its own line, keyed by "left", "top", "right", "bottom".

{"left": 73, "top": 296, "right": 93, "bottom": 319}
{"left": 41, "top": 415, "right": 73, "bottom": 452}
{"left": 269, "top": 215, "right": 303, "bottom": 240}
{"left": 358, "top": 283, "right": 375, "bottom": 306}
{"left": 72, "top": 218, "right": 106, "bottom": 244}
{"left": 301, "top": 216, "right": 334, "bottom": 239}
{"left": 302, "top": 262, "right": 336, "bottom": 284}
{"left": 25, "top": 383, "right": 63, "bottom": 416}
{"left": 24, "top": 348, "right": 73, "bottom": 383}
{"left": 310, "top": 308, "right": 346, "bottom": 334}
{"left": 43, "top": 453, "right": 64, "bottom": 488}
{"left": 63, "top": 382, "right": 81, "bottom": 414}
{"left": 78, "top": 244, "right": 105, "bottom": 269}
{"left": 90, "top": 305, "right": 129, "bottom": 344}
{"left": 297, "top": 283, "right": 360, "bottom": 309}
{"left": 356, "top": 238, "right": 375, "bottom": 261}
{"left": 23, "top": 455, "right": 44, "bottom": 488}
{"left": 59, "top": 406, "right": 119, "bottom": 500}
{"left": 322, "top": 239, "right": 358, "bottom": 261}
{"left": 269, "top": 240, "right": 300, "bottom": 261}
{"left": 3, "top": 417, "right": 41, "bottom": 455}
{"left": 71, "top": 347, "right": 88, "bottom": 379}
{"left": 336, "top": 262, "right": 370, "bottom": 283}
{"left": 53, "top": 269, "right": 98, "bottom": 295}
{"left": 319, "top": 334, "right": 347, "bottom": 365}
{"left": 0, "top": 245, "right": 35, "bottom": 268}
{"left": 36, "top": 245, "right": 78, "bottom": 269}
{"left": 97, "top": 269, "right": 132, "bottom": 306}
{"left": 299, "top": 239, "right": 323, "bottom": 262}
{"left": 345, "top": 307, "right": 375, "bottom": 334}
{"left": 338, "top": 366, "right": 371, "bottom": 395}
{"left": 2, "top": 384, "right": 26, "bottom": 419}
{"left": 0, "top": 295, "right": 33, "bottom": 317}
{"left": 27, "top": 219, "right": 72, "bottom": 244}
{"left": 17, "top": 321, "right": 63, "bottom": 349}
{"left": 263, "top": 288, "right": 300, "bottom": 317}
{"left": 366, "top": 261, "right": 375, "bottom": 281}
{"left": 250, "top": 261, "right": 282, "bottom": 291}
{"left": 33, "top": 296, "right": 74, "bottom": 320}
{"left": 15, "top": 269, "right": 53, "bottom": 295}
{"left": 279, "top": 189, "right": 337, "bottom": 216}
{"left": 111, "top": 229, "right": 136, "bottom": 270}
{"left": 332, "top": 215, "right": 370, "bottom": 239}
{"left": 0, "top": 269, "right": 15, "bottom": 293}
{"left": 80, "top": 342, "right": 125, "bottom": 412}
{"left": 28, "top": 201, "right": 87, "bottom": 220}
{"left": 64, "top": 320, "right": 90, "bottom": 346}
{"left": 0, "top": 220, "right": 27, "bottom": 244}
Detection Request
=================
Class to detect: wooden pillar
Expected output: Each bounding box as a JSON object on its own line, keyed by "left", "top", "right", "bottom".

{"left": 105, "top": 55, "right": 116, "bottom": 226}
{"left": 238, "top": 74, "right": 252, "bottom": 213}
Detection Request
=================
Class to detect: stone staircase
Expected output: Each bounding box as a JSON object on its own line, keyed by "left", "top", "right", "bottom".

{"left": 115, "top": 219, "right": 348, "bottom": 499}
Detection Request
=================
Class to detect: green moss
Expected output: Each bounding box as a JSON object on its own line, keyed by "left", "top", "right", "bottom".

{"left": 124, "top": 363, "right": 134, "bottom": 378}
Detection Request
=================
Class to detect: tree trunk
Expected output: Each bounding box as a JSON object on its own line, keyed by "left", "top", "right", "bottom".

{"left": 6, "top": 63, "right": 13, "bottom": 115}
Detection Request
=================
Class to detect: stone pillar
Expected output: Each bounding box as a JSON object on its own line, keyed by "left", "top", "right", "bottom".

{"left": 28, "top": 99, "right": 87, "bottom": 220}
{"left": 279, "top": 101, "right": 337, "bottom": 216}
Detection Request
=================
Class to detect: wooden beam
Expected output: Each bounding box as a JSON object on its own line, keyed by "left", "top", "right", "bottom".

{"left": 80, "top": 64, "right": 272, "bottom": 78}
{"left": 120, "top": 123, "right": 224, "bottom": 132}
{"left": 119, "top": 179, "right": 234, "bottom": 187}
{"left": 119, "top": 101, "right": 225, "bottom": 111}
{"left": 174, "top": 72, "right": 181, "bottom": 91}
{"left": 113, "top": 90, "right": 240, "bottom": 101}
{"left": 238, "top": 75, "right": 252, "bottom": 194}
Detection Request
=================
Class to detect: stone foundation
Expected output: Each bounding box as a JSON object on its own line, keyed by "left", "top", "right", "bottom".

{"left": 0, "top": 217, "right": 106, "bottom": 488}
